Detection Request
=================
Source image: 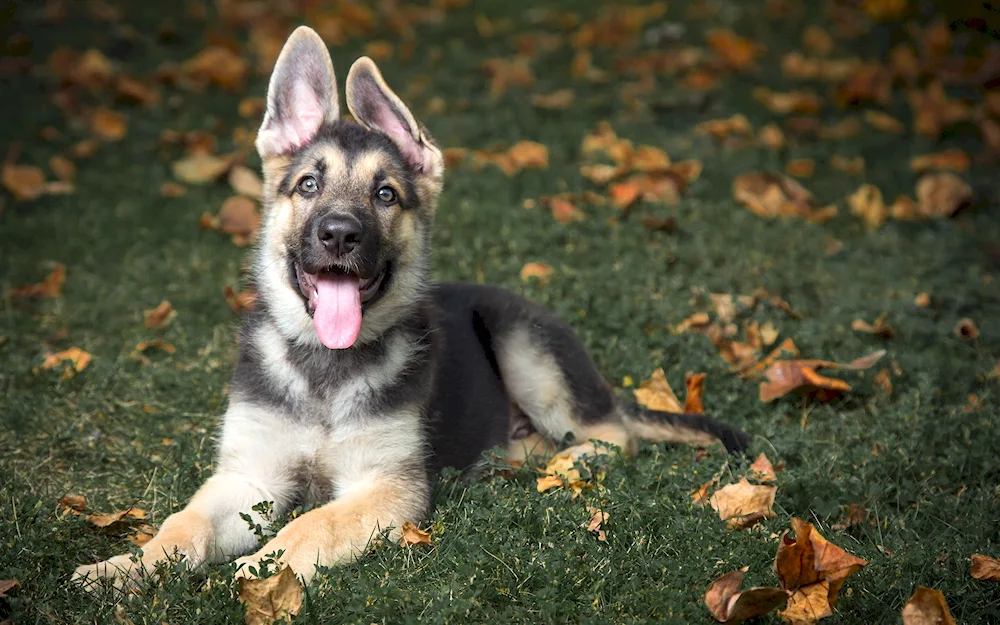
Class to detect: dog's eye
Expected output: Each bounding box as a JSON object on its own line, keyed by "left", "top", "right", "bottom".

{"left": 297, "top": 176, "right": 319, "bottom": 195}
{"left": 376, "top": 185, "right": 397, "bottom": 204}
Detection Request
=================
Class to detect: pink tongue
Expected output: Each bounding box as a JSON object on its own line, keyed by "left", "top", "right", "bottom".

{"left": 312, "top": 273, "right": 362, "bottom": 349}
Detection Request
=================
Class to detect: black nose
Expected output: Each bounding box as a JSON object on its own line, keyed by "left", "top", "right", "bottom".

{"left": 317, "top": 214, "right": 362, "bottom": 258}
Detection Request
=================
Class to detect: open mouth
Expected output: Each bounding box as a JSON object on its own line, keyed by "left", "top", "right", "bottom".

{"left": 292, "top": 263, "right": 389, "bottom": 350}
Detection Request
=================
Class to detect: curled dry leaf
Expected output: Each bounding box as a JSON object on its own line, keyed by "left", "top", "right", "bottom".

{"left": 144, "top": 300, "right": 176, "bottom": 330}
{"left": 520, "top": 262, "right": 553, "bottom": 284}
{"left": 228, "top": 165, "right": 263, "bottom": 200}
{"left": 609, "top": 182, "right": 642, "bottom": 211}
{"left": 546, "top": 197, "right": 585, "bottom": 224}
{"left": 696, "top": 114, "right": 752, "bottom": 141}
{"left": 585, "top": 507, "right": 608, "bottom": 541}
{"left": 749, "top": 453, "right": 779, "bottom": 483}
{"left": 915, "top": 172, "right": 971, "bottom": 218}
{"left": 183, "top": 46, "right": 250, "bottom": 91}
{"left": 780, "top": 581, "right": 833, "bottom": 624}
{"left": 971, "top": 554, "right": 1000, "bottom": 581}
{"left": 910, "top": 149, "right": 970, "bottom": 173}
{"left": 851, "top": 313, "right": 894, "bottom": 339}
{"left": 536, "top": 448, "right": 590, "bottom": 495}
{"left": 12, "top": 264, "right": 65, "bottom": 298}
{"left": 901, "top": 587, "right": 956, "bottom": 625}
{"left": 709, "top": 479, "right": 777, "bottom": 530}
{"left": 706, "top": 29, "right": 763, "bottom": 71}
{"left": 86, "top": 507, "right": 146, "bottom": 530}
{"left": 59, "top": 494, "right": 87, "bottom": 514}
{"left": 634, "top": 368, "right": 684, "bottom": 413}
{"left": 847, "top": 184, "right": 888, "bottom": 230}
{"left": 172, "top": 152, "right": 239, "bottom": 185}
{"left": 954, "top": 318, "right": 979, "bottom": 341}
{"left": 2, "top": 164, "right": 47, "bottom": 200}
{"left": 40, "top": 347, "right": 92, "bottom": 380}
{"left": 683, "top": 372, "right": 706, "bottom": 414}
{"left": 774, "top": 518, "right": 868, "bottom": 609}
{"left": 238, "top": 566, "right": 303, "bottom": 625}
{"left": 759, "top": 349, "right": 886, "bottom": 403}
{"left": 732, "top": 173, "right": 835, "bottom": 223}
{"left": 399, "top": 521, "right": 432, "bottom": 546}
{"left": 758, "top": 124, "right": 786, "bottom": 150}
{"left": 224, "top": 286, "right": 257, "bottom": 313}
{"left": 218, "top": 196, "right": 261, "bottom": 236}
{"left": 0, "top": 578, "right": 19, "bottom": 598}
{"left": 785, "top": 159, "right": 814, "bottom": 178}
{"left": 531, "top": 89, "right": 575, "bottom": 110}
{"left": 705, "top": 566, "right": 788, "bottom": 624}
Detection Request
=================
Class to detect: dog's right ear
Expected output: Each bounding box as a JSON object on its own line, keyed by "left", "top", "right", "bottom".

{"left": 255, "top": 26, "right": 339, "bottom": 159}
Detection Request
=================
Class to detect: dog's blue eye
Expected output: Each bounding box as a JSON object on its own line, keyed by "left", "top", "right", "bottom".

{"left": 376, "top": 186, "right": 397, "bottom": 204}
{"left": 297, "top": 176, "right": 318, "bottom": 194}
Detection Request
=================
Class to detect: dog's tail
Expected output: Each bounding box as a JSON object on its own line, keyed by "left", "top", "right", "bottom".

{"left": 621, "top": 404, "right": 751, "bottom": 454}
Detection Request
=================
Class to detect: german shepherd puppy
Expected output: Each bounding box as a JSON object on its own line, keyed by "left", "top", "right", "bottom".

{"left": 73, "top": 26, "right": 749, "bottom": 590}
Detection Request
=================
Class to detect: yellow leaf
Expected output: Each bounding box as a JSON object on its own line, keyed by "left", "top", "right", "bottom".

{"left": 144, "top": 300, "right": 176, "bottom": 330}
{"left": 399, "top": 521, "right": 432, "bottom": 546}
{"left": 901, "top": 587, "right": 956, "bottom": 625}
{"left": 709, "top": 478, "right": 777, "bottom": 529}
{"left": 238, "top": 566, "right": 303, "bottom": 625}
{"left": 634, "top": 368, "right": 684, "bottom": 413}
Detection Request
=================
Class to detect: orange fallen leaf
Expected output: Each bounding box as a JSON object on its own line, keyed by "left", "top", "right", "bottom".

{"left": 172, "top": 153, "right": 238, "bottom": 185}
{"left": 399, "top": 521, "right": 432, "bottom": 546}
{"left": 692, "top": 477, "right": 720, "bottom": 505}
{"left": 709, "top": 478, "right": 777, "bottom": 530}
{"left": 128, "top": 524, "right": 157, "bottom": 547}
{"left": 684, "top": 372, "right": 706, "bottom": 414}
{"left": 802, "top": 26, "right": 834, "bottom": 56}
{"left": 901, "top": 587, "right": 956, "bottom": 625}
{"left": 183, "top": 45, "right": 250, "bottom": 91}
{"left": 910, "top": 149, "right": 969, "bottom": 173}
{"left": 758, "top": 124, "right": 786, "bottom": 150}
{"left": 40, "top": 347, "right": 92, "bottom": 379}
{"left": 774, "top": 518, "right": 868, "bottom": 608}
{"left": 160, "top": 182, "right": 187, "bottom": 197}
{"left": 863, "top": 0, "right": 908, "bottom": 20}
{"left": 531, "top": 89, "right": 575, "bottom": 110}
{"left": 863, "top": 110, "right": 904, "bottom": 134}
{"left": 144, "top": 300, "right": 176, "bottom": 330}
{"left": 609, "top": 182, "right": 642, "bottom": 211}
{"left": 86, "top": 507, "right": 146, "bottom": 529}
{"left": 134, "top": 339, "right": 175, "bottom": 355}
{"left": 971, "top": 554, "right": 1000, "bottom": 581}
{"left": 908, "top": 82, "right": 970, "bottom": 139}
{"left": 749, "top": 453, "right": 779, "bottom": 483}
{"left": 218, "top": 196, "right": 261, "bottom": 237}
{"left": 547, "top": 197, "right": 585, "bottom": 224}
{"left": 851, "top": 313, "right": 893, "bottom": 339}
{"left": 90, "top": 108, "right": 127, "bottom": 141}
{"left": 585, "top": 507, "right": 608, "bottom": 541}
{"left": 634, "top": 368, "right": 684, "bottom": 413}
{"left": 12, "top": 264, "right": 65, "bottom": 298}
{"left": 480, "top": 55, "right": 534, "bottom": 97}
{"left": 59, "top": 494, "right": 87, "bottom": 514}
{"left": 536, "top": 449, "right": 590, "bottom": 495}
{"left": 706, "top": 29, "right": 763, "bottom": 71}
{"left": 754, "top": 88, "right": 822, "bottom": 115}
{"left": 2, "top": 164, "right": 47, "bottom": 200}
{"left": 779, "top": 581, "right": 833, "bottom": 624}
{"left": 830, "top": 155, "right": 864, "bottom": 175}
{"left": 832, "top": 504, "right": 870, "bottom": 531}
{"left": 915, "top": 172, "right": 971, "bottom": 218}
{"left": 759, "top": 349, "right": 885, "bottom": 402}
{"left": 733, "top": 172, "right": 834, "bottom": 223}
{"left": 224, "top": 286, "right": 257, "bottom": 313}
{"left": 626, "top": 170, "right": 686, "bottom": 205}
{"left": 696, "top": 114, "right": 752, "bottom": 141}
{"left": 48, "top": 155, "right": 76, "bottom": 181}
{"left": 228, "top": 165, "right": 263, "bottom": 200}
{"left": 704, "top": 567, "right": 788, "bottom": 623}
{"left": 520, "top": 262, "right": 553, "bottom": 284}
{"left": 954, "top": 318, "right": 979, "bottom": 341}
{"left": 847, "top": 183, "right": 888, "bottom": 230}
{"left": 785, "top": 159, "right": 814, "bottom": 178}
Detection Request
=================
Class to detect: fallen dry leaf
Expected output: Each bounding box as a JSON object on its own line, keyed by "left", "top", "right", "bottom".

{"left": 901, "top": 587, "right": 956, "bottom": 625}
{"left": 780, "top": 581, "right": 833, "bottom": 624}
{"left": 0, "top": 578, "right": 19, "bottom": 599}
{"left": 684, "top": 372, "right": 706, "bottom": 414}
{"left": 218, "top": 196, "right": 261, "bottom": 236}
{"left": 910, "top": 149, "right": 970, "bottom": 173}
{"left": 144, "top": 300, "right": 176, "bottom": 330}
{"left": 754, "top": 88, "right": 822, "bottom": 115}
{"left": 954, "top": 318, "right": 979, "bottom": 341}
{"left": 474, "top": 141, "right": 548, "bottom": 176}
{"left": 832, "top": 504, "right": 870, "bottom": 531}
{"left": 49, "top": 155, "right": 76, "bottom": 181}
{"left": 399, "top": 521, "right": 432, "bottom": 546}
{"left": 536, "top": 448, "right": 590, "bottom": 495}
{"left": 585, "top": 507, "right": 608, "bottom": 541}
{"left": 864, "top": 110, "right": 904, "bottom": 134}
{"left": 531, "top": 89, "right": 575, "bottom": 110}
{"left": 696, "top": 114, "right": 753, "bottom": 141}
{"left": 40, "top": 347, "right": 92, "bottom": 380}
{"left": 634, "top": 368, "right": 684, "bottom": 413}
{"left": 90, "top": 108, "right": 127, "bottom": 141}
{"left": 480, "top": 55, "right": 534, "bottom": 97}
{"left": 971, "top": 554, "right": 1000, "bottom": 581}
{"left": 774, "top": 517, "right": 868, "bottom": 609}
{"left": 609, "top": 182, "right": 642, "bottom": 211}
{"left": 733, "top": 173, "right": 835, "bottom": 223}
{"left": 830, "top": 155, "right": 864, "bottom": 175}
{"left": 706, "top": 29, "right": 763, "bottom": 71}
{"left": 59, "top": 494, "right": 87, "bottom": 514}
{"left": 915, "top": 172, "right": 971, "bottom": 218}
{"left": 851, "top": 313, "right": 894, "bottom": 339}
{"left": 749, "top": 453, "right": 779, "bottom": 483}
{"left": 2, "top": 163, "right": 46, "bottom": 200}
{"left": 709, "top": 478, "right": 777, "bottom": 530}
{"left": 547, "top": 197, "right": 585, "bottom": 224}
{"left": 86, "top": 507, "right": 146, "bottom": 529}
{"left": 785, "top": 159, "right": 815, "bottom": 178}
{"left": 160, "top": 182, "right": 187, "bottom": 197}
{"left": 172, "top": 153, "right": 238, "bottom": 184}
{"left": 692, "top": 477, "right": 720, "bottom": 505}
{"left": 758, "top": 124, "right": 787, "bottom": 150}
{"left": 848, "top": 184, "right": 888, "bottom": 230}
{"left": 520, "top": 261, "right": 553, "bottom": 284}
{"left": 128, "top": 524, "right": 157, "bottom": 547}
{"left": 134, "top": 339, "right": 175, "bottom": 355}
{"left": 229, "top": 165, "right": 263, "bottom": 200}
{"left": 12, "top": 264, "right": 65, "bottom": 298}
{"left": 224, "top": 286, "right": 257, "bottom": 313}
{"left": 759, "top": 349, "right": 887, "bottom": 403}
{"left": 704, "top": 567, "right": 789, "bottom": 623}
{"left": 184, "top": 46, "right": 250, "bottom": 91}
{"left": 238, "top": 566, "right": 303, "bottom": 625}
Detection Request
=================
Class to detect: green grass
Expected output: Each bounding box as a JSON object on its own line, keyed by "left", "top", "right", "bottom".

{"left": 2, "top": 0, "right": 1000, "bottom": 623}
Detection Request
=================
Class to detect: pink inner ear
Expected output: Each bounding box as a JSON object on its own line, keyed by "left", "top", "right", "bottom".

{"left": 372, "top": 108, "right": 425, "bottom": 171}
{"left": 258, "top": 80, "right": 325, "bottom": 156}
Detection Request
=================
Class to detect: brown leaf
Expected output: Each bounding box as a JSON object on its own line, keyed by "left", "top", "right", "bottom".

{"left": 183, "top": 46, "right": 249, "bottom": 91}
{"left": 832, "top": 504, "right": 870, "bottom": 531}
{"left": 696, "top": 115, "right": 752, "bottom": 141}
{"left": 758, "top": 124, "right": 786, "bottom": 150}
{"left": 12, "top": 264, "right": 65, "bottom": 298}
{"left": 609, "top": 182, "right": 642, "bottom": 211}
{"left": 531, "top": 89, "right": 575, "bottom": 110}
{"left": 954, "top": 318, "right": 979, "bottom": 341}
{"left": 58, "top": 494, "right": 87, "bottom": 513}
{"left": 710, "top": 479, "right": 777, "bottom": 530}
{"left": 848, "top": 183, "right": 888, "bottom": 230}
{"left": 2, "top": 164, "right": 47, "bottom": 200}
{"left": 908, "top": 82, "right": 970, "bottom": 139}
{"left": 779, "top": 582, "right": 833, "bottom": 624}
{"left": 114, "top": 75, "right": 160, "bottom": 107}
{"left": 774, "top": 518, "right": 868, "bottom": 607}
{"left": 692, "top": 477, "right": 719, "bottom": 505}
{"left": 915, "top": 173, "right": 971, "bottom": 218}
{"left": 851, "top": 313, "right": 894, "bottom": 339}
{"left": 548, "top": 197, "right": 585, "bottom": 224}
{"left": 754, "top": 88, "right": 822, "bottom": 115}
{"left": 40, "top": 347, "right": 92, "bottom": 379}
{"left": 127, "top": 524, "right": 157, "bottom": 547}
{"left": 224, "top": 286, "right": 257, "bottom": 313}
{"left": 684, "top": 372, "right": 706, "bottom": 414}
{"left": 86, "top": 507, "right": 146, "bottom": 529}
{"left": 740, "top": 338, "right": 800, "bottom": 379}
{"left": 160, "top": 182, "right": 187, "bottom": 197}
{"left": 144, "top": 300, "right": 176, "bottom": 330}
{"left": 830, "top": 155, "right": 864, "bottom": 175}
{"left": 802, "top": 26, "right": 834, "bottom": 56}
{"left": 0, "top": 579, "right": 19, "bottom": 599}
{"left": 864, "top": 110, "right": 904, "bottom": 134}
{"left": 706, "top": 29, "right": 763, "bottom": 71}
{"left": 760, "top": 362, "right": 851, "bottom": 402}
{"left": 480, "top": 56, "right": 534, "bottom": 97}
{"left": 705, "top": 567, "right": 789, "bottom": 623}
{"left": 901, "top": 587, "right": 956, "bottom": 625}
{"left": 585, "top": 507, "right": 608, "bottom": 541}
{"left": 634, "top": 368, "right": 684, "bottom": 413}
{"left": 785, "top": 159, "right": 814, "bottom": 178}
{"left": 228, "top": 165, "right": 263, "bottom": 200}
{"left": 749, "top": 453, "right": 779, "bottom": 483}
{"left": 49, "top": 155, "right": 76, "bottom": 181}
{"left": 399, "top": 521, "right": 432, "bottom": 546}
{"left": 733, "top": 173, "right": 832, "bottom": 223}
{"left": 134, "top": 339, "right": 175, "bottom": 355}
{"left": 536, "top": 449, "right": 590, "bottom": 495}
{"left": 172, "top": 153, "right": 238, "bottom": 185}
{"left": 90, "top": 108, "right": 127, "bottom": 141}
{"left": 218, "top": 196, "right": 261, "bottom": 236}
{"left": 520, "top": 262, "right": 553, "bottom": 284}
{"left": 910, "top": 149, "right": 970, "bottom": 173}
{"left": 238, "top": 566, "right": 303, "bottom": 625}
{"left": 971, "top": 554, "right": 1000, "bottom": 581}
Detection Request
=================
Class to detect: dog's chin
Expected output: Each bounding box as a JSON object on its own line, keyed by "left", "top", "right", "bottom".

{"left": 290, "top": 261, "right": 392, "bottom": 317}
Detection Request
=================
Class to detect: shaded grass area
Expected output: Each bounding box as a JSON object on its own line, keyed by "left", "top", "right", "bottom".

{"left": 2, "top": 0, "right": 1000, "bottom": 623}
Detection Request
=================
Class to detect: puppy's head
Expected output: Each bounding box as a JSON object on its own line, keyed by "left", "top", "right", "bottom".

{"left": 253, "top": 26, "right": 443, "bottom": 350}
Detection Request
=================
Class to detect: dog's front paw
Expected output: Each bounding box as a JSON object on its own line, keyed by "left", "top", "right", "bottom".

{"left": 71, "top": 554, "right": 145, "bottom": 592}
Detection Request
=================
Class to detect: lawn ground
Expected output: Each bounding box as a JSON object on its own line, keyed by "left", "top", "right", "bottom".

{"left": 1, "top": 0, "right": 1000, "bottom": 623}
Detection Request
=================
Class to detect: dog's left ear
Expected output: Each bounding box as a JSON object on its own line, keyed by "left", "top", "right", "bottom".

{"left": 346, "top": 57, "right": 443, "bottom": 176}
